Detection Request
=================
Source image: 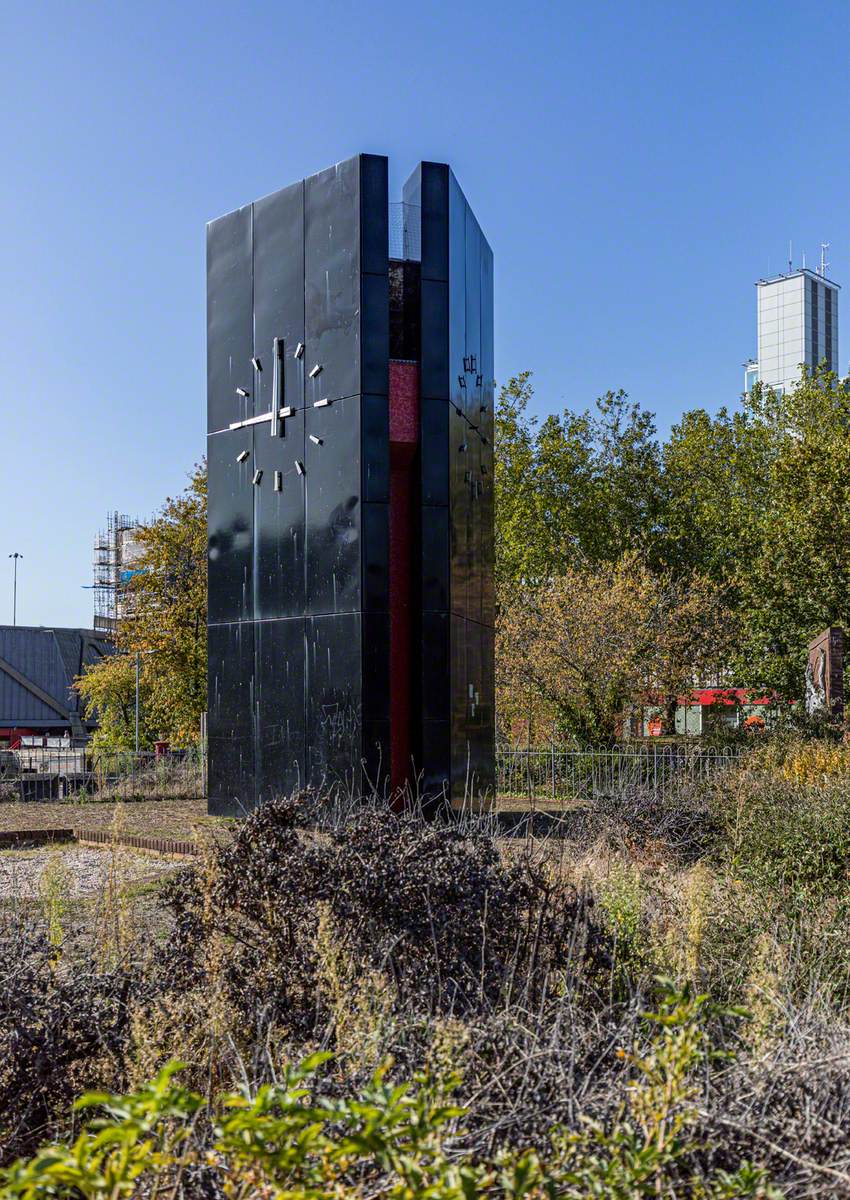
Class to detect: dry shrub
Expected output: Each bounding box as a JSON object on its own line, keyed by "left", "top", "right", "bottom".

{"left": 158, "top": 792, "right": 612, "bottom": 1044}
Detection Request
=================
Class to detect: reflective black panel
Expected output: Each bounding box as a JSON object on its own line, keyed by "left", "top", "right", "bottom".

{"left": 362, "top": 394, "right": 389, "bottom": 502}
{"left": 256, "top": 617, "right": 306, "bottom": 802}
{"left": 362, "top": 272, "right": 389, "bottom": 395}
{"left": 306, "top": 613, "right": 362, "bottom": 787}
{"left": 420, "top": 280, "right": 449, "bottom": 400}
{"left": 421, "top": 611, "right": 449, "bottom": 721}
{"left": 416, "top": 162, "right": 449, "bottom": 283}
{"left": 305, "top": 395, "right": 361, "bottom": 615}
{"left": 253, "top": 180, "right": 305, "bottom": 412}
{"left": 208, "top": 620, "right": 255, "bottom": 816}
{"left": 421, "top": 507, "right": 449, "bottom": 611}
{"left": 208, "top": 427, "right": 254, "bottom": 624}
{"left": 362, "top": 611, "right": 390, "bottom": 720}
{"left": 207, "top": 205, "right": 253, "bottom": 434}
{"left": 305, "top": 156, "right": 361, "bottom": 405}
{"left": 420, "top": 720, "right": 450, "bottom": 808}
{"left": 253, "top": 407, "right": 305, "bottom": 620}
{"left": 362, "top": 502, "right": 389, "bottom": 613}
{"left": 420, "top": 398, "right": 449, "bottom": 506}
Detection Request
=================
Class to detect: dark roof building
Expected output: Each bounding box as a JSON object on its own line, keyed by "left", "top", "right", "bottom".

{"left": 0, "top": 626, "right": 112, "bottom": 745}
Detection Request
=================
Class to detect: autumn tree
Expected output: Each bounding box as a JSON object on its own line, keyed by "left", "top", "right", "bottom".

{"left": 497, "top": 555, "right": 736, "bottom": 746}
{"left": 76, "top": 464, "right": 207, "bottom": 749}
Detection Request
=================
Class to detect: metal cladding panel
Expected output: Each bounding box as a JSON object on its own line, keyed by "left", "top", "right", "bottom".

{"left": 406, "top": 161, "right": 495, "bottom": 807}
{"left": 208, "top": 427, "right": 254, "bottom": 625}
{"left": 306, "top": 613, "right": 362, "bottom": 788}
{"left": 478, "top": 621, "right": 496, "bottom": 797}
{"left": 409, "top": 162, "right": 448, "bottom": 283}
{"left": 420, "top": 719, "right": 450, "bottom": 808}
{"left": 421, "top": 611, "right": 449, "bottom": 722}
{"left": 362, "top": 394, "right": 390, "bottom": 503}
{"left": 360, "top": 154, "right": 389, "bottom": 277}
{"left": 480, "top": 235, "right": 496, "bottom": 630}
{"left": 208, "top": 620, "right": 255, "bottom": 816}
{"left": 207, "top": 205, "right": 253, "bottom": 434}
{"left": 420, "top": 397, "right": 449, "bottom": 505}
{"left": 253, "top": 180, "right": 305, "bottom": 413}
{"left": 362, "top": 611, "right": 391, "bottom": 721}
{"left": 255, "top": 617, "right": 306, "bottom": 803}
{"left": 361, "top": 272, "right": 390, "bottom": 396}
{"left": 420, "top": 280, "right": 449, "bottom": 401}
{"left": 421, "top": 506, "right": 449, "bottom": 612}
{"left": 252, "top": 406, "right": 305, "bottom": 620}
{"left": 305, "top": 394, "right": 362, "bottom": 616}
{"left": 449, "top": 612, "right": 468, "bottom": 799}
{"left": 305, "top": 156, "right": 361, "bottom": 406}
{"left": 449, "top": 404, "right": 469, "bottom": 621}
{"left": 362, "top": 502, "right": 389, "bottom": 613}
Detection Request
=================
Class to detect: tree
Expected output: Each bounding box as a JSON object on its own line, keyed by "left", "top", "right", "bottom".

{"left": 495, "top": 374, "right": 664, "bottom": 590}
{"left": 76, "top": 464, "right": 207, "bottom": 748}
{"left": 497, "top": 555, "right": 736, "bottom": 746}
{"left": 733, "top": 368, "right": 850, "bottom": 696}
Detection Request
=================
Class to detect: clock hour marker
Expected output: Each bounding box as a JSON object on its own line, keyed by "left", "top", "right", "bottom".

{"left": 309, "top": 435, "right": 322, "bottom": 445}
{"left": 294, "top": 342, "right": 304, "bottom": 359}
{"left": 280, "top": 406, "right": 294, "bottom": 418}
{"left": 313, "top": 398, "right": 330, "bottom": 408}
{"left": 274, "top": 471, "right": 282, "bottom": 491}
{"left": 251, "top": 357, "right": 262, "bottom": 372}
{"left": 236, "top": 387, "right": 250, "bottom": 398}
{"left": 271, "top": 338, "right": 283, "bottom": 438}
{"left": 252, "top": 469, "right": 263, "bottom": 485}
{"left": 294, "top": 460, "right": 304, "bottom": 476}
{"left": 308, "top": 363, "right": 322, "bottom": 378}
{"left": 236, "top": 450, "right": 249, "bottom": 463}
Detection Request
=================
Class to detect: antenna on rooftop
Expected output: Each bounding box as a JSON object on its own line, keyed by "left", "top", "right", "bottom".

{"left": 820, "top": 242, "right": 830, "bottom": 277}
{"left": 788, "top": 240, "right": 793, "bottom": 273}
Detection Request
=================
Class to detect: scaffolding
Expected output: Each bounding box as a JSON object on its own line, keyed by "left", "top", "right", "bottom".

{"left": 92, "top": 512, "right": 140, "bottom": 635}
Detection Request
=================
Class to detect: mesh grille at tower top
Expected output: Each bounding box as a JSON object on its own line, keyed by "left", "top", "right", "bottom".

{"left": 389, "top": 203, "right": 421, "bottom": 261}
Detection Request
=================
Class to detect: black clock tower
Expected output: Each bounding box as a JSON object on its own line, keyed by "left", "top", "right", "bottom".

{"left": 206, "top": 155, "right": 494, "bottom": 816}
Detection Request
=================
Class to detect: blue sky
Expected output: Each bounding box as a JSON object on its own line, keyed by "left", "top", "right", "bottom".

{"left": 2, "top": 0, "right": 849, "bottom": 627}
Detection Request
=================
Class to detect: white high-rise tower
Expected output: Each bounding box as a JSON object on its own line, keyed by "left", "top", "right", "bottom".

{"left": 744, "top": 263, "right": 839, "bottom": 396}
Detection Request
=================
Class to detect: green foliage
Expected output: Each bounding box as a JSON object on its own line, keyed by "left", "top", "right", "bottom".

{"left": 76, "top": 463, "right": 207, "bottom": 749}
{"left": 0, "top": 990, "right": 781, "bottom": 1199}
{"left": 495, "top": 366, "right": 850, "bottom": 710}
{"left": 495, "top": 374, "right": 663, "bottom": 589}
{"left": 714, "top": 743, "right": 850, "bottom": 904}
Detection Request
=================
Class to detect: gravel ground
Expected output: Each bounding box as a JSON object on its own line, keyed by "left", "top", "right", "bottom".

{"left": 0, "top": 845, "right": 184, "bottom": 901}
{"left": 0, "top": 798, "right": 227, "bottom": 840}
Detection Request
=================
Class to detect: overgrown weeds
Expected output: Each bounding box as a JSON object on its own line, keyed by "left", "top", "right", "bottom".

{"left": 1, "top": 748, "right": 850, "bottom": 1195}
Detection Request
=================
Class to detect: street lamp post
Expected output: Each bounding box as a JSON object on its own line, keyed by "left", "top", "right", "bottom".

{"left": 8, "top": 553, "right": 22, "bottom": 626}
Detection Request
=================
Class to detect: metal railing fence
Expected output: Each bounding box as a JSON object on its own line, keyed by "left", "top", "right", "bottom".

{"left": 0, "top": 741, "right": 741, "bottom": 808}
{"left": 495, "top": 744, "right": 744, "bottom": 806}
{"left": 0, "top": 746, "right": 205, "bottom": 803}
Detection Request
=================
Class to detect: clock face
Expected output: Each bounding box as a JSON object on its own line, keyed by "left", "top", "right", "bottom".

{"left": 224, "top": 339, "right": 327, "bottom": 488}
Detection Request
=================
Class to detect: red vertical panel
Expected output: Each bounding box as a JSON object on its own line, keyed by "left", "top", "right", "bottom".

{"left": 389, "top": 361, "right": 420, "bottom": 798}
